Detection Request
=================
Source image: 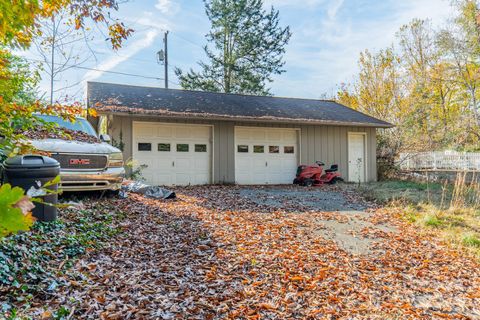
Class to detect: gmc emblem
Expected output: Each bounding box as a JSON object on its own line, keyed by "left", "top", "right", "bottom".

{"left": 69, "top": 158, "right": 91, "bottom": 165}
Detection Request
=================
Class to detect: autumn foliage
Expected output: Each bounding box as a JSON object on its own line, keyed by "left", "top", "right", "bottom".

{"left": 0, "top": 0, "right": 132, "bottom": 49}
{"left": 0, "top": 1, "right": 129, "bottom": 237}
{"left": 337, "top": 1, "right": 480, "bottom": 176}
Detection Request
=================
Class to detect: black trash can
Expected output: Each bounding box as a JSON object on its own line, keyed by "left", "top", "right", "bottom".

{"left": 3, "top": 155, "right": 60, "bottom": 222}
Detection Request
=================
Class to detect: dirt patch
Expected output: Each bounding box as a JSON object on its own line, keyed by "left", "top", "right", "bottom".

{"left": 238, "top": 187, "right": 396, "bottom": 255}
{"left": 239, "top": 187, "right": 367, "bottom": 212}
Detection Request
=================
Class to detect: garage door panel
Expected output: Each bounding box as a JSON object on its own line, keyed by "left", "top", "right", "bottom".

{"left": 191, "top": 127, "right": 210, "bottom": 139}
{"left": 136, "top": 126, "right": 157, "bottom": 137}
{"left": 175, "top": 158, "right": 191, "bottom": 168}
{"left": 251, "top": 130, "right": 266, "bottom": 141}
{"left": 133, "top": 122, "right": 212, "bottom": 186}
{"left": 236, "top": 158, "right": 252, "bottom": 170}
{"left": 194, "top": 174, "right": 209, "bottom": 185}
{"left": 236, "top": 129, "right": 251, "bottom": 140}
{"left": 136, "top": 158, "right": 155, "bottom": 168}
{"left": 268, "top": 173, "right": 282, "bottom": 184}
{"left": 283, "top": 131, "right": 297, "bottom": 143}
{"left": 194, "top": 158, "right": 209, "bottom": 171}
{"left": 266, "top": 130, "right": 282, "bottom": 141}
{"left": 253, "top": 158, "right": 266, "bottom": 167}
{"left": 268, "top": 159, "right": 283, "bottom": 171}
{"left": 235, "top": 127, "right": 299, "bottom": 185}
{"left": 174, "top": 127, "right": 191, "bottom": 139}
{"left": 175, "top": 174, "right": 191, "bottom": 185}
{"left": 157, "top": 126, "right": 173, "bottom": 138}
{"left": 156, "top": 173, "right": 173, "bottom": 186}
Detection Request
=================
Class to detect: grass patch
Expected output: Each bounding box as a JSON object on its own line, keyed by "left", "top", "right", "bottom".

{"left": 0, "top": 199, "right": 125, "bottom": 318}
{"left": 349, "top": 176, "right": 480, "bottom": 259}
{"left": 423, "top": 214, "right": 443, "bottom": 227}
{"left": 463, "top": 234, "right": 480, "bottom": 248}
{"left": 356, "top": 180, "right": 448, "bottom": 206}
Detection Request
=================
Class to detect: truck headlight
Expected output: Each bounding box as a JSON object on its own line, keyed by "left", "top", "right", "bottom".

{"left": 108, "top": 152, "right": 124, "bottom": 167}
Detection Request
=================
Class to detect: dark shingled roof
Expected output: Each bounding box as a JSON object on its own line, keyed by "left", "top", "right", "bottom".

{"left": 87, "top": 82, "right": 392, "bottom": 128}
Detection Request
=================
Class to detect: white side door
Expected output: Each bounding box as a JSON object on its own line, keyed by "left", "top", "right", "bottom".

{"left": 132, "top": 122, "right": 212, "bottom": 186}
{"left": 235, "top": 127, "right": 299, "bottom": 184}
{"left": 348, "top": 133, "right": 366, "bottom": 183}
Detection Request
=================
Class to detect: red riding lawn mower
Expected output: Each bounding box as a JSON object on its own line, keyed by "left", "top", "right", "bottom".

{"left": 293, "top": 161, "right": 343, "bottom": 186}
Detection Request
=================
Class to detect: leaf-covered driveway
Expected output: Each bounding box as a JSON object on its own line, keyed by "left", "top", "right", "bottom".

{"left": 38, "top": 186, "right": 480, "bottom": 319}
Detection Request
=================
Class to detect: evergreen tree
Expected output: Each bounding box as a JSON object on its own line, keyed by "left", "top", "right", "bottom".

{"left": 175, "top": 0, "right": 291, "bottom": 95}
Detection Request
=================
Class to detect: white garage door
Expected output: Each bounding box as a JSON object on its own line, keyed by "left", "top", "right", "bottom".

{"left": 235, "top": 127, "right": 299, "bottom": 184}
{"left": 132, "top": 122, "right": 212, "bottom": 186}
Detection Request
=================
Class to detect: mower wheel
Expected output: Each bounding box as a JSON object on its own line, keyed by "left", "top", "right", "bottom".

{"left": 329, "top": 177, "right": 343, "bottom": 185}
{"left": 293, "top": 178, "right": 300, "bottom": 185}
{"left": 303, "top": 179, "right": 314, "bottom": 187}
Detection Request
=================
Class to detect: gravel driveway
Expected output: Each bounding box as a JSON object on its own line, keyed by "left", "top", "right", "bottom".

{"left": 25, "top": 184, "right": 480, "bottom": 319}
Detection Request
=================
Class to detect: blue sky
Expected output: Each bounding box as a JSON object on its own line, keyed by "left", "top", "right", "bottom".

{"left": 22, "top": 0, "right": 453, "bottom": 101}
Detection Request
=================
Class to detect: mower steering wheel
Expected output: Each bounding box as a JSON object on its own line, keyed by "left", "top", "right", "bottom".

{"left": 315, "top": 161, "right": 325, "bottom": 166}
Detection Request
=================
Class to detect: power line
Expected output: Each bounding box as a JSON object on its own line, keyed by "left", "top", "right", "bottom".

{"left": 24, "top": 57, "right": 164, "bottom": 80}
{"left": 25, "top": 56, "right": 182, "bottom": 87}
{"left": 91, "top": 50, "right": 157, "bottom": 65}
{"left": 68, "top": 65, "right": 164, "bottom": 80}
{"left": 170, "top": 32, "right": 205, "bottom": 50}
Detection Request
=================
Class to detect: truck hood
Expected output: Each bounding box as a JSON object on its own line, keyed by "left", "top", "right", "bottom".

{"left": 30, "top": 139, "right": 121, "bottom": 154}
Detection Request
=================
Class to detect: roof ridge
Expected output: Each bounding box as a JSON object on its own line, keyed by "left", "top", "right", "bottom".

{"left": 87, "top": 81, "right": 338, "bottom": 103}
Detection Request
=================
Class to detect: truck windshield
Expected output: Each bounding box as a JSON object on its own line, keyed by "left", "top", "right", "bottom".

{"left": 38, "top": 115, "right": 98, "bottom": 137}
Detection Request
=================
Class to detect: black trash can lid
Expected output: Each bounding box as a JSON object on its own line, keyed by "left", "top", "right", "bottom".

{"left": 4, "top": 155, "right": 60, "bottom": 169}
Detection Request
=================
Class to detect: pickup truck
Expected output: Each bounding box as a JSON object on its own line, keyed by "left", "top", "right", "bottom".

{"left": 26, "top": 115, "right": 125, "bottom": 192}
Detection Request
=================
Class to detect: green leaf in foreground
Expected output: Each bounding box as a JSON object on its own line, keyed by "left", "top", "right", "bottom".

{"left": 0, "top": 184, "right": 35, "bottom": 238}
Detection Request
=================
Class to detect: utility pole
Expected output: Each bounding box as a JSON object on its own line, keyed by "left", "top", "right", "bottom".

{"left": 156, "top": 31, "right": 169, "bottom": 89}
{"left": 50, "top": 16, "right": 55, "bottom": 105}
{"left": 164, "top": 31, "right": 168, "bottom": 89}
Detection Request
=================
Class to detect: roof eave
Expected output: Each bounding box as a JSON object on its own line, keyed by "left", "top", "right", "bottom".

{"left": 96, "top": 109, "right": 394, "bottom": 128}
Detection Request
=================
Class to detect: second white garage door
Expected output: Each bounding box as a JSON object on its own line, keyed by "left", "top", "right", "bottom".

{"left": 132, "top": 122, "right": 212, "bottom": 186}
{"left": 235, "top": 127, "right": 299, "bottom": 184}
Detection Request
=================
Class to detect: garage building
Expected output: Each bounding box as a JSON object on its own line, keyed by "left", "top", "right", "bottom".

{"left": 87, "top": 82, "right": 392, "bottom": 186}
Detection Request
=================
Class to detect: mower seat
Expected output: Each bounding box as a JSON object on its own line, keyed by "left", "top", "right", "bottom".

{"left": 325, "top": 164, "right": 338, "bottom": 173}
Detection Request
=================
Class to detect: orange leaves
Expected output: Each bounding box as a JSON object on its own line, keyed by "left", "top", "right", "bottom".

{"left": 206, "top": 266, "right": 217, "bottom": 280}
{"left": 74, "top": 17, "right": 82, "bottom": 30}
{"left": 1, "top": 0, "right": 132, "bottom": 49}
{"left": 316, "top": 267, "right": 329, "bottom": 281}
{"left": 256, "top": 302, "right": 277, "bottom": 311}
{"left": 88, "top": 108, "right": 98, "bottom": 117}
{"left": 289, "top": 275, "right": 304, "bottom": 282}
{"left": 12, "top": 186, "right": 480, "bottom": 318}
{"left": 107, "top": 22, "right": 134, "bottom": 50}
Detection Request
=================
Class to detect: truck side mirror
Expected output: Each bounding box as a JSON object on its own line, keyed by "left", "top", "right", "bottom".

{"left": 100, "top": 134, "right": 111, "bottom": 143}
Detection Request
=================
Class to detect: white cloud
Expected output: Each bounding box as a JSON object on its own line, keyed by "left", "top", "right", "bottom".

{"left": 155, "top": 0, "right": 179, "bottom": 15}
{"left": 270, "top": 0, "right": 453, "bottom": 98}
{"left": 327, "top": 0, "right": 344, "bottom": 20}
{"left": 82, "top": 29, "right": 160, "bottom": 83}
{"left": 135, "top": 15, "right": 170, "bottom": 31}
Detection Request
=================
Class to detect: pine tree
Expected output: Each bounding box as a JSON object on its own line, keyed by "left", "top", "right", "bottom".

{"left": 175, "top": 0, "right": 291, "bottom": 95}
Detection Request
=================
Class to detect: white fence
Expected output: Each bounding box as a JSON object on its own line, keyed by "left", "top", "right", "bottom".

{"left": 399, "top": 151, "right": 480, "bottom": 171}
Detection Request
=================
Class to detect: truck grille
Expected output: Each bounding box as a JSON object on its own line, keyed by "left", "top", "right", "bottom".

{"left": 52, "top": 154, "right": 108, "bottom": 170}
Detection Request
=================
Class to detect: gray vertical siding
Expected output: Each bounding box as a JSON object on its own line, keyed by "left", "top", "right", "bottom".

{"left": 105, "top": 115, "right": 378, "bottom": 183}
{"left": 298, "top": 125, "right": 376, "bottom": 182}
